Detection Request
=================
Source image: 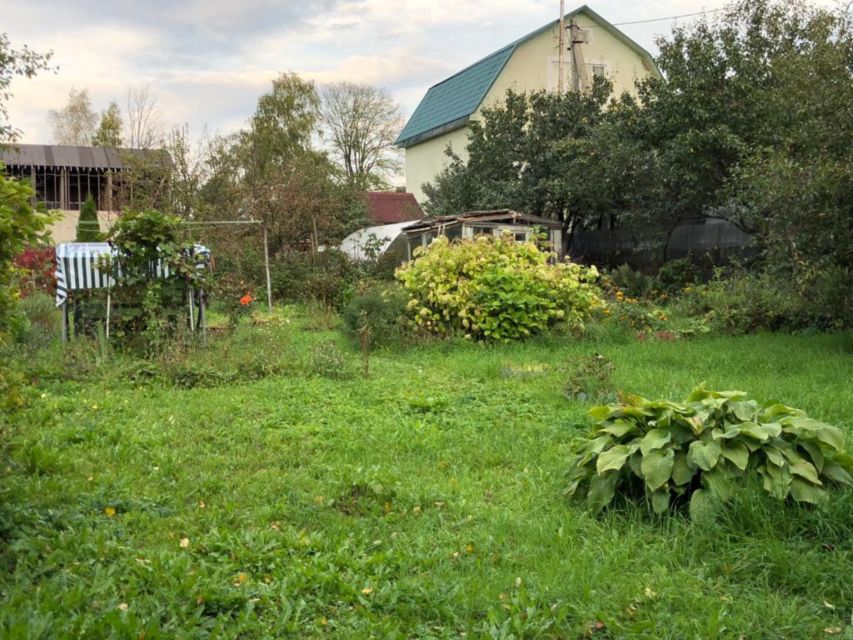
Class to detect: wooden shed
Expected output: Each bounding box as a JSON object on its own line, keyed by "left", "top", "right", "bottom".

{"left": 402, "top": 209, "right": 564, "bottom": 260}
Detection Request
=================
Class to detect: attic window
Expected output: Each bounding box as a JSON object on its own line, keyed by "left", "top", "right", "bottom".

{"left": 590, "top": 63, "right": 608, "bottom": 78}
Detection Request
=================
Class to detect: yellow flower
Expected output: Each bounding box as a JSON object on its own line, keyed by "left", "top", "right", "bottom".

{"left": 104, "top": 506, "right": 116, "bottom": 517}
{"left": 361, "top": 587, "right": 373, "bottom": 595}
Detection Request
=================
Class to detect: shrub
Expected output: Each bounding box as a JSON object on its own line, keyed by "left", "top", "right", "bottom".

{"left": 566, "top": 385, "right": 853, "bottom": 517}
{"left": 106, "top": 209, "right": 208, "bottom": 356}
{"left": 672, "top": 269, "right": 846, "bottom": 334}
{"left": 75, "top": 194, "right": 101, "bottom": 241}
{"left": 608, "top": 264, "right": 655, "bottom": 299}
{"left": 341, "top": 283, "right": 407, "bottom": 348}
{"left": 14, "top": 247, "right": 55, "bottom": 297}
{"left": 396, "top": 235, "right": 601, "bottom": 341}
{"left": 269, "top": 250, "right": 359, "bottom": 310}
{"left": 655, "top": 258, "right": 700, "bottom": 294}
{"left": 13, "top": 291, "right": 58, "bottom": 344}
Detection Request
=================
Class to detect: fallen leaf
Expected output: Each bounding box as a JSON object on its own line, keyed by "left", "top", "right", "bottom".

{"left": 361, "top": 587, "right": 373, "bottom": 595}
{"left": 180, "top": 537, "right": 190, "bottom": 549}
{"left": 117, "top": 602, "right": 128, "bottom": 611}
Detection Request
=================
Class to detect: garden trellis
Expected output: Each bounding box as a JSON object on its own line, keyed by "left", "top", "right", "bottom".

{"left": 55, "top": 241, "right": 211, "bottom": 342}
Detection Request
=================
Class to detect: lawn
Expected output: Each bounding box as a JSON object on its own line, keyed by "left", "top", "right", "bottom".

{"left": 1, "top": 311, "right": 851, "bottom": 638}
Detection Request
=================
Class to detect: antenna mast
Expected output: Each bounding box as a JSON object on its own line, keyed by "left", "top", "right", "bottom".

{"left": 558, "top": 0, "right": 565, "bottom": 93}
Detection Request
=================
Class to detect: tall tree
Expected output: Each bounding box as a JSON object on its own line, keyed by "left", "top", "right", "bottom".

{"left": 49, "top": 87, "right": 97, "bottom": 145}
{"left": 199, "top": 73, "right": 367, "bottom": 255}
{"left": 319, "top": 82, "right": 403, "bottom": 189}
{"left": 125, "top": 85, "right": 161, "bottom": 149}
{"left": 423, "top": 78, "right": 615, "bottom": 239}
{"left": 0, "top": 33, "right": 53, "bottom": 142}
{"left": 92, "top": 101, "right": 123, "bottom": 147}
{"left": 164, "top": 123, "right": 211, "bottom": 218}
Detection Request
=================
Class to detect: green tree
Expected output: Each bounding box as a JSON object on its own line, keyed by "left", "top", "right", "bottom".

{"left": 203, "top": 72, "right": 368, "bottom": 255}
{"left": 423, "top": 78, "right": 615, "bottom": 240}
{"left": 49, "top": 87, "right": 98, "bottom": 145}
{"left": 0, "top": 33, "right": 53, "bottom": 142}
{"left": 75, "top": 193, "right": 100, "bottom": 241}
{"left": 92, "top": 101, "right": 123, "bottom": 147}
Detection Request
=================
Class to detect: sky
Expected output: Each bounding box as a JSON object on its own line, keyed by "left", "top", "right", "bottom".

{"left": 1, "top": 0, "right": 828, "bottom": 145}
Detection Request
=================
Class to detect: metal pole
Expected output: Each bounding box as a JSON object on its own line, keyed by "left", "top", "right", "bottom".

{"left": 61, "top": 301, "right": 69, "bottom": 343}
{"left": 188, "top": 287, "right": 195, "bottom": 334}
{"left": 263, "top": 223, "right": 273, "bottom": 312}
{"left": 199, "top": 289, "right": 207, "bottom": 346}
{"left": 105, "top": 289, "right": 111, "bottom": 341}
{"left": 558, "top": 0, "right": 565, "bottom": 93}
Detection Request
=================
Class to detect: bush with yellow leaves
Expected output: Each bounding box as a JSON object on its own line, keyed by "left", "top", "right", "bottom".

{"left": 395, "top": 235, "right": 601, "bottom": 341}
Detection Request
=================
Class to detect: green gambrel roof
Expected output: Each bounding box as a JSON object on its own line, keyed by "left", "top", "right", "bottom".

{"left": 395, "top": 43, "right": 515, "bottom": 148}
{"left": 396, "top": 5, "right": 659, "bottom": 148}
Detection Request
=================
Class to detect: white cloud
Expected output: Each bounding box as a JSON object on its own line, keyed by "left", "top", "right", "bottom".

{"left": 4, "top": 0, "right": 841, "bottom": 145}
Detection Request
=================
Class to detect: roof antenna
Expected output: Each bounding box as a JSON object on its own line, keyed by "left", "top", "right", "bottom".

{"left": 558, "top": 0, "right": 565, "bottom": 93}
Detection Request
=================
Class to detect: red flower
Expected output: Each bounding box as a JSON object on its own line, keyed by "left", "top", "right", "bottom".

{"left": 239, "top": 293, "right": 254, "bottom": 306}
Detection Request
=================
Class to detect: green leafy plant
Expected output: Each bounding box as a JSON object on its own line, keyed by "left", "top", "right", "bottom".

{"left": 655, "top": 257, "right": 700, "bottom": 294}
{"left": 341, "top": 282, "right": 407, "bottom": 348}
{"left": 567, "top": 385, "right": 853, "bottom": 516}
{"left": 105, "top": 209, "right": 208, "bottom": 355}
{"left": 396, "top": 235, "right": 601, "bottom": 341}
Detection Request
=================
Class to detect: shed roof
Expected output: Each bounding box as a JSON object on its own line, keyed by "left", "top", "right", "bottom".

{"left": 396, "top": 5, "right": 660, "bottom": 148}
{"left": 404, "top": 209, "right": 562, "bottom": 234}
{"left": 339, "top": 221, "right": 418, "bottom": 262}
{"left": 0, "top": 143, "right": 165, "bottom": 170}
{"left": 365, "top": 191, "right": 425, "bottom": 224}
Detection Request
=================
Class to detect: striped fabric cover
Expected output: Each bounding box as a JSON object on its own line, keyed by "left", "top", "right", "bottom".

{"left": 55, "top": 242, "right": 209, "bottom": 307}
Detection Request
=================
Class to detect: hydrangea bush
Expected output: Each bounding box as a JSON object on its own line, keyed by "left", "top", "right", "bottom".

{"left": 395, "top": 235, "right": 601, "bottom": 341}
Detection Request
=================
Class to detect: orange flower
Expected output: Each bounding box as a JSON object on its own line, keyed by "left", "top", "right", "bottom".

{"left": 239, "top": 293, "right": 254, "bottom": 306}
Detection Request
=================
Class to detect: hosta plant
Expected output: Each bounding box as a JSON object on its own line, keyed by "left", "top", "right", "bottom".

{"left": 567, "top": 385, "right": 853, "bottom": 516}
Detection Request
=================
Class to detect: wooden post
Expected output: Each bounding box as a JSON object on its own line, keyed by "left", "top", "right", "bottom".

{"left": 61, "top": 301, "right": 69, "bottom": 343}
{"left": 263, "top": 223, "right": 273, "bottom": 312}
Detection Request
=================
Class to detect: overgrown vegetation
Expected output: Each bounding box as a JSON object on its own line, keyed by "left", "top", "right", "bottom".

{"left": 1, "top": 307, "right": 851, "bottom": 637}
{"left": 104, "top": 209, "right": 208, "bottom": 355}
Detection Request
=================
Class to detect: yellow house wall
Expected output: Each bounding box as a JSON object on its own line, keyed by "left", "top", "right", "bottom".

{"left": 404, "top": 10, "right": 655, "bottom": 207}
{"left": 405, "top": 127, "right": 470, "bottom": 205}
{"left": 481, "top": 12, "right": 651, "bottom": 109}
{"left": 48, "top": 209, "right": 119, "bottom": 244}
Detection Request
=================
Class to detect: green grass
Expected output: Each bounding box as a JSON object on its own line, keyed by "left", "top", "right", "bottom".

{"left": 1, "top": 311, "right": 852, "bottom": 638}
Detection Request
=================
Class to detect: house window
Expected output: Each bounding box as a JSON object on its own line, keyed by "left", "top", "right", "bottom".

{"left": 589, "top": 63, "right": 608, "bottom": 79}
{"left": 547, "top": 57, "right": 571, "bottom": 92}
